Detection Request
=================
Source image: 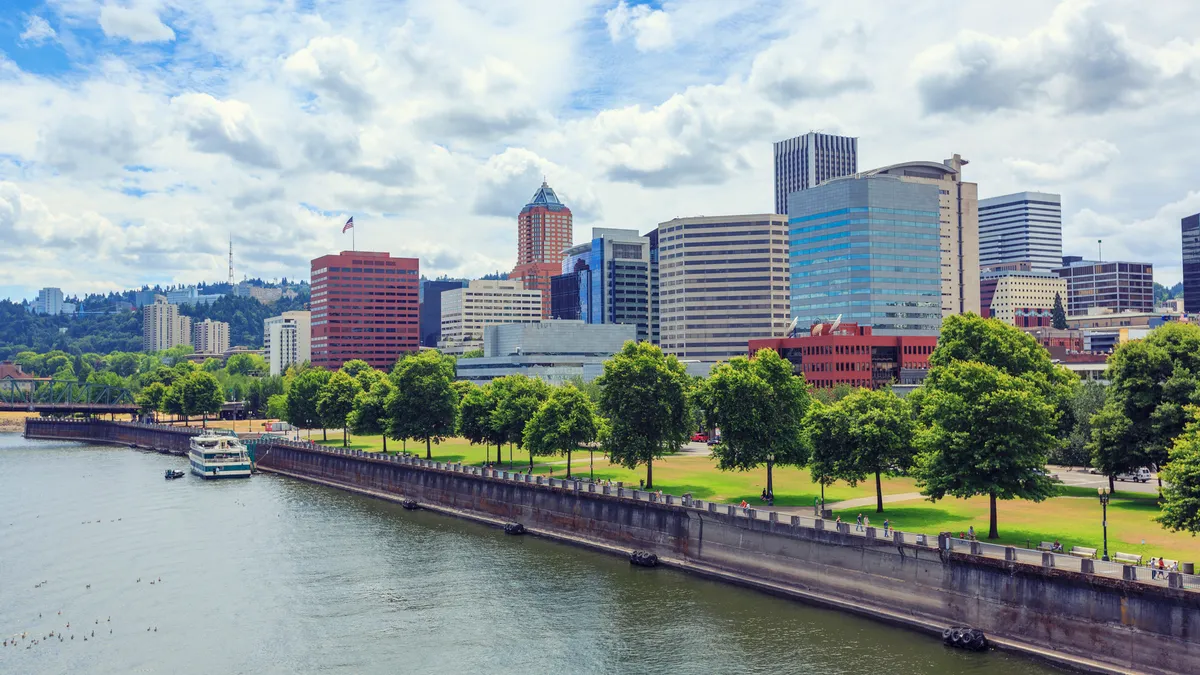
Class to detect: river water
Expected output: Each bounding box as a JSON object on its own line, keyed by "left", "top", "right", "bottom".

{"left": 0, "top": 434, "right": 1058, "bottom": 674}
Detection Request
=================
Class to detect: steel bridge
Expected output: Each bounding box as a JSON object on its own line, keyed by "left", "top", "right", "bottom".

{"left": 0, "top": 379, "right": 139, "bottom": 415}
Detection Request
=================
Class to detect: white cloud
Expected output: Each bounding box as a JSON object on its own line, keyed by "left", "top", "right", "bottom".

{"left": 1065, "top": 190, "right": 1200, "bottom": 283}
{"left": 1004, "top": 139, "right": 1120, "bottom": 183}
{"left": 605, "top": 1, "right": 674, "bottom": 52}
{"left": 99, "top": 3, "right": 176, "bottom": 44}
{"left": 19, "top": 16, "right": 57, "bottom": 45}
{"left": 169, "top": 93, "right": 279, "bottom": 169}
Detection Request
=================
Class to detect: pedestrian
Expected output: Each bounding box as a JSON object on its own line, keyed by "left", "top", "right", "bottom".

{"left": 883, "top": 519, "right": 890, "bottom": 536}
{"left": 856, "top": 513, "right": 864, "bottom": 532}
{"left": 1150, "top": 558, "right": 1158, "bottom": 580}
{"left": 863, "top": 515, "right": 870, "bottom": 531}
{"left": 968, "top": 525, "right": 975, "bottom": 540}
{"left": 1159, "top": 558, "right": 1167, "bottom": 578}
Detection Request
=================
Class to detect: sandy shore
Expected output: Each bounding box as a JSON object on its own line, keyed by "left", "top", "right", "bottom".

{"left": 0, "top": 412, "right": 37, "bottom": 433}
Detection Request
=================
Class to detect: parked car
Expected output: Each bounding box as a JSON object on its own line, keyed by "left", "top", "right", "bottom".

{"left": 706, "top": 437, "right": 720, "bottom": 446}
{"left": 691, "top": 432, "right": 709, "bottom": 443}
{"left": 1116, "top": 467, "right": 1152, "bottom": 483}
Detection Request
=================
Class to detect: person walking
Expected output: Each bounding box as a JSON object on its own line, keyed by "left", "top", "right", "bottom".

{"left": 883, "top": 519, "right": 890, "bottom": 536}
{"left": 856, "top": 513, "right": 864, "bottom": 532}
{"left": 968, "top": 525, "right": 975, "bottom": 540}
{"left": 863, "top": 515, "right": 870, "bottom": 532}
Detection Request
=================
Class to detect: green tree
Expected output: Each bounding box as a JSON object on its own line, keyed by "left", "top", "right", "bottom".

{"left": 137, "top": 382, "right": 167, "bottom": 421}
{"left": 182, "top": 371, "right": 224, "bottom": 427}
{"left": 386, "top": 350, "right": 457, "bottom": 458}
{"left": 266, "top": 393, "right": 288, "bottom": 421}
{"left": 348, "top": 378, "right": 395, "bottom": 451}
{"left": 596, "top": 341, "right": 690, "bottom": 489}
{"left": 1157, "top": 413, "right": 1200, "bottom": 534}
{"left": 1088, "top": 399, "right": 1145, "bottom": 492}
{"left": 804, "top": 400, "right": 852, "bottom": 511}
{"left": 287, "top": 368, "right": 330, "bottom": 439}
{"left": 1055, "top": 379, "right": 1105, "bottom": 468}
{"left": 490, "top": 374, "right": 552, "bottom": 470}
{"left": 340, "top": 359, "right": 372, "bottom": 379}
{"left": 107, "top": 352, "right": 140, "bottom": 377}
{"left": 524, "top": 384, "right": 600, "bottom": 478}
{"left": 1051, "top": 292, "right": 1068, "bottom": 330}
{"left": 460, "top": 349, "right": 484, "bottom": 359}
{"left": 458, "top": 383, "right": 504, "bottom": 464}
{"left": 701, "top": 349, "right": 810, "bottom": 499}
{"left": 162, "top": 382, "right": 186, "bottom": 423}
{"left": 913, "top": 361, "right": 1060, "bottom": 539}
{"left": 226, "top": 353, "right": 267, "bottom": 376}
{"left": 832, "top": 388, "right": 915, "bottom": 513}
{"left": 318, "top": 370, "right": 362, "bottom": 446}
{"left": 201, "top": 357, "right": 223, "bottom": 372}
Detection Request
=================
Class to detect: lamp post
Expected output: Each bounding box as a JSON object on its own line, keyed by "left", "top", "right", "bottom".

{"left": 1098, "top": 487, "right": 1111, "bottom": 561}
{"left": 766, "top": 452, "right": 775, "bottom": 506}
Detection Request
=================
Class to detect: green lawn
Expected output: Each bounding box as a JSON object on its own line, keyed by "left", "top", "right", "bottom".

{"left": 310, "top": 433, "right": 1200, "bottom": 564}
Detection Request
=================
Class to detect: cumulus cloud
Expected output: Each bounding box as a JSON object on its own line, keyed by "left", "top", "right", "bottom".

{"left": 913, "top": 0, "right": 1196, "bottom": 114}
{"left": 170, "top": 93, "right": 280, "bottom": 169}
{"left": 284, "top": 36, "right": 380, "bottom": 120}
{"left": 19, "top": 16, "right": 57, "bottom": 45}
{"left": 605, "top": 1, "right": 674, "bottom": 52}
{"left": 99, "top": 3, "right": 176, "bottom": 44}
{"left": 1065, "top": 190, "right": 1200, "bottom": 280}
{"left": 1004, "top": 139, "right": 1120, "bottom": 183}
{"left": 473, "top": 148, "right": 601, "bottom": 222}
{"left": 747, "top": 39, "right": 871, "bottom": 104}
{"left": 38, "top": 111, "right": 149, "bottom": 177}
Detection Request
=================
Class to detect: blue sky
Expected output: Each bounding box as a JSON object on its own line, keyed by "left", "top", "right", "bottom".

{"left": 2, "top": 0, "right": 1199, "bottom": 303}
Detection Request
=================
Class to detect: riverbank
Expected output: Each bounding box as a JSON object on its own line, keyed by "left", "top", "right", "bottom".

{"left": 0, "top": 411, "right": 36, "bottom": 432}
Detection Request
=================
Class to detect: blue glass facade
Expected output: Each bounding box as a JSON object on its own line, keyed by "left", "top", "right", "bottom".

{"left": 788, "top": 177, "right": 942, "bottom": 335}
{"left": 550, "top": 229, "right": 651, "bottom": 342}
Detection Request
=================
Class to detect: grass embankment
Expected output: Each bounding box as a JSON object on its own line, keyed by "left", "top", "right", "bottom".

{"left": 0, "top": 411, "right": 38, "bottom": 432}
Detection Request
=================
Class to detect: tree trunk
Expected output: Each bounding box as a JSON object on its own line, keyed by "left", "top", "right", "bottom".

{"left": 343, "top": 427, "right": 347, "bottom": 447}
{"left": 875, "top": 471, "right": 883, "bottom": 513}
{"left": 646, "top": 456, "right": 654, "bottom": 489}
{"left": 989, "top": 492, "right": 999, "bottom": 539}
{"left": 566, "top": 448, "right": 572, "bottom": 478}
{"left": 1109, "top": 474, "right": 1115, "bottom": 493}
{"left": 382, "top": 434, "right": 387, "bottom": 453}
{"left": 529, "top": 446, "right": 534, "bottom": 472}
{"left": 590, "top": 448, "right": 594, "bottom": 482}
{"left": 322, "top": 427, "right": 327, "bottom": 442}
{"left": 766, "top": 460, "right": 774, "bottom": 501}
{"left": 425, "top": 437, "right": 431, "bottom": 459}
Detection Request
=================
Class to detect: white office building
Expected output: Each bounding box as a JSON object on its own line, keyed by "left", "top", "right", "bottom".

{"left": 143, "top": 299, "right": 192, "bottom": 352}
{"left": 978, "top": 192, "right": 1063, "bottom": 274}
{"left": 438, "top": 280, "right": 544, "bottom": 355}
{"left": 264, "top": 311, "right": 311, "bottom": 375}
{"left": 31, "top": 287, "right": 65, "bottom": 315}
{"left": 773, "top": 132, "right": 858, "bottom": 214}
{"left": 192, "top": 319, "right": 230, "bottom": 355}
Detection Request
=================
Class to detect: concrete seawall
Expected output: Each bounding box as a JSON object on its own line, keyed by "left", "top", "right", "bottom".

{"left": 25, "top": 419, "right": 1200, "bottom": 674}
{"left": 24, "top": 418, "right": 198, "bottom": 454}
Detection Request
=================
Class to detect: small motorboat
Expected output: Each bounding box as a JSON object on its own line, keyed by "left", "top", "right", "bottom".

{"left": 164, "top": 469, "right": 185, "bottom": 480}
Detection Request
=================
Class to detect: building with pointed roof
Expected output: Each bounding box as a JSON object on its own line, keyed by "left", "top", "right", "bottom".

{"left": 512, "top": 180, "right": 573, "bottom": 317}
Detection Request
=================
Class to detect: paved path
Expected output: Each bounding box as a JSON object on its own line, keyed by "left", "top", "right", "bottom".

{"left": 826, "top": 492, "right": 926, "bottom": 511}
{"left": 1048, "top": 466, "right": 1161, "bottom": 494}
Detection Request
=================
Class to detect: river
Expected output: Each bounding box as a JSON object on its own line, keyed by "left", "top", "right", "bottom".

{"left": 0, "top": 434, "right": 1058, "bottom": 674}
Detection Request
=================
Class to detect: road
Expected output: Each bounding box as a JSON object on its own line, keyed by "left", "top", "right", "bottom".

{"left": 1048, "top": 465, "right": 1162, "bottom": 494}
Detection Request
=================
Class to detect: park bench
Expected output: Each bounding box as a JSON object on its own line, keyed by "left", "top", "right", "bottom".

{"left": 1113, "top": 552, "right": 1143, "bottom": 565}
{"left": 1069, "top": 546, "right": 1098, "bottom": 559}
{"left": 1036, "top": 541, "right": 1056, "bottom": 552}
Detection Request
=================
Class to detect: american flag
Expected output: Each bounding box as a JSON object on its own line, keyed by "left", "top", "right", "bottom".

{"left": 342, "top": 217, "right": 354, "bottom": 233}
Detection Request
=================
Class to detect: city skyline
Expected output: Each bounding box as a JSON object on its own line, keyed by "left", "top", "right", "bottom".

{"left": 2, "top": 1, "right": 1200, "bottom": 301}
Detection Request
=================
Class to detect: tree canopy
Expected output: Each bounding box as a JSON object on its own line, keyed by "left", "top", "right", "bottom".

{"left": 458, "top": 383, "right": 504, "bottom": 464}
{"left": 318, "top": 370, "right": 362, "bottom": 446}
{"left": 814, "top": 387, "right": 915, "bottom": 513}
{"left": 348, "top": 377, "right": 394, "bottom": 451}
{"left": 1157, "top": 412, "right": 1200, "bottom": 534}
{"left": 914, "top": 360, "right": 1060, "bottom": 539}
{"left": 596, "top": 341, "right": 690, "bottom": 488}
{"left": 386, "top": 351, "right": 458, "bottom": 458}
{"left": 490, "top": 374, "right": 552, "bottom": 470}
{"left": 287, "top": 368, "right": 330, "bottom": 437}
{"left": 523, "top": 384, "right": 599, "bottom": 478}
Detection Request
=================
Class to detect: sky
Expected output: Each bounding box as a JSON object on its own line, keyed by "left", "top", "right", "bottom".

{"left": 1, "top": 0, "right": 1198, "bottom": 302}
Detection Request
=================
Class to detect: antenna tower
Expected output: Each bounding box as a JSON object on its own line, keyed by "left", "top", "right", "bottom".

{"left": 228, "top": 234, "right": 234, "bottom": 287}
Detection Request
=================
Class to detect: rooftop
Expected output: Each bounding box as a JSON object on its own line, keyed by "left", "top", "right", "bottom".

{"left": 520, "top": 180, "right": 570, "bottom": 214}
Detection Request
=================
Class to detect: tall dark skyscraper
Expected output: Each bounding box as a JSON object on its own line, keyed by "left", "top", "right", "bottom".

{"left": 419, "top": 279, "right": 468, "bottom": 348}
{"left": 1184, "top": 213, "right": 1200, "bottom": 315}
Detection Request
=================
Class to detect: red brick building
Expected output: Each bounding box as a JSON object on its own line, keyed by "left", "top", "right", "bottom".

{"left": 310, "top": 251, "right": 419, "bottom": 371}
{"left": 512, "top": 180, "right": 572, "bottom": 317}
{"left": 749, "top": 322, "right": 937, "bottom": 389}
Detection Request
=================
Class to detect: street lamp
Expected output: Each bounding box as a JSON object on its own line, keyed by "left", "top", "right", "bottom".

{"left": 766, "top": 453, "right": 775, "bottom": 506}
{"left": 1098, "top": 487, "right": 1111, "bottom": 561}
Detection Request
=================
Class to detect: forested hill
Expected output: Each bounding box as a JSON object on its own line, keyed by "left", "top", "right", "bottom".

{"left": 0, "top": 294, "right": 309, "bottom": 360}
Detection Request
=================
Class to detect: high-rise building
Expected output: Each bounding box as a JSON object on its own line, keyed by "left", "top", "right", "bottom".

{"left": 419, "top": 280, "right": 468, "bottom": 348}
{"left": 438, "top": 280, "right": 544, "bottom": 355}
{"left": 861, "top": 154, "right": 981, "bottom": 319}
{"left": 192, "top": 319, "right": 230, "bottom": 355}
{"left": 549, "top": 228, "right": 652, "bottom": 342}
{"left": 1054, "top": 257, "right": 1154, "bottom": 316}
{"left": 788, "top": 175, "right": 943, "bottom": 335}
{"left": 32, "top": 287, "right": 65, "bottom": 315}
{"left": 310, "top": 251, "right": 419, "bottom": 370}
{"left": 142, "top": 299, "right": 192, "bottom": 352}
{"left": 979, "top": 266, "right": 1067, "bottom": 327}
{"left": 773, "top": 132, "right": 858, "bottom": 214}
{"left": 647, "top": 227, "right": 660, "bottom": 345}
{"left": 1184, "top": 213, "right": 1200, "bottom": 316}
{"left": 511, "top": 180, "right": 573, "bottom": 316}
{"left": 264, "top": 311, "right": 311, "bottom": 376}
{"left": 655, "top": 214, "right": 791, "bottom": 360}
{"left": 978, "top": 191, "right": 1063, "bottom": 273}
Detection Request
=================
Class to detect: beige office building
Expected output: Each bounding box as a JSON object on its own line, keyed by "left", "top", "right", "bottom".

{"left": 438, "top": 280, "right": 544, "bottom": 355}
{"left": 863, "top": 154, "right": 981, "bottom": 318}
{"left": 264, "top": 311, "right": 312, "bottom": 376}
{"left": 982, "top": 271, "right": 1067, "bottom": 326}
{"left": 142, "top": 298, "right": 193, "bottom": 352}
{"left": 655, "top": 214, "right": 791, "bottom": 361}
{"left": 192, "top": 319, "right": 231, "bottom": 355}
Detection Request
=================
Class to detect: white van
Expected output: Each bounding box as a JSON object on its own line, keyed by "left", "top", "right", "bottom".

{"left": 1116, "top": 467, "right": 1152, "bottom": 483}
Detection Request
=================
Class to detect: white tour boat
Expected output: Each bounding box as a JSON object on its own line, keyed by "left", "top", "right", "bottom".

{"left": 189, "top": 432, "right": 252, "bottom": 479}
